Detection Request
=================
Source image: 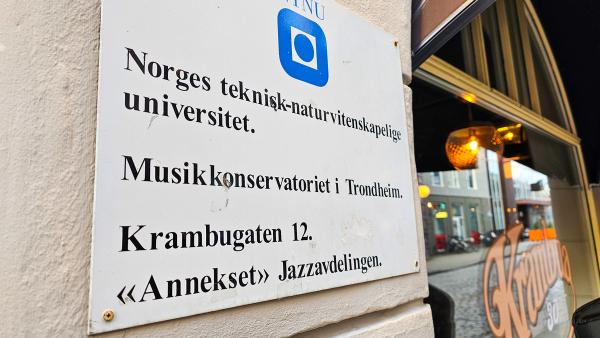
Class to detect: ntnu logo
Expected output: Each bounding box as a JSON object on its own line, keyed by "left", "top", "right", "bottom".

{"left": 285, "top": 0, "right": 325, "bottom": 20}
{"left": 278, "top": 8, "right": 329, "bottom": 87}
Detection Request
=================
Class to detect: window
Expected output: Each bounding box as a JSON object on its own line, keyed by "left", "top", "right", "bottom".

{"left": 431, "top": 172, "right": 443, "bottom": 186}
{"left": 415, "top": 79, "right": 590, "bottom": 337}
{"left": 527, "top": 26, "right": 568, "bottom": 127}
{"left": 504, "top": 0, "right": 531, "bottom": 107}
{"left": 415, "top": 2, "right": 599, "bottom": 337}
{"left": 481, "top": 4, "right": 508, "bottom": 95}
{"left": 468, "top": 205, "right": 480, "bottom": 232}
{"left": 451, "top": 204, "right": 466, "bottom": 239}
{"left": 431, "top": 201, "right": 449, "bottom": 234}
{"left": 434, "top": 25, "right": 476, "bottom": 77}
{"left": 448, "top": 171, "right": 460, "bottom": 188}
{"left": 467, "top": 170, "right": 478, "bottom": 189}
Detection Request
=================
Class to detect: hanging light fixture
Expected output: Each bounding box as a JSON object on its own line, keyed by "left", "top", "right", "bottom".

{"left": 496, "top": 123, "right": 524, "bottom": 144}
{"left": 418, "top": 185, "right": 431, "bottom": 199}
{"left": 445, "top": 125, "right": 503, "bottom": 170}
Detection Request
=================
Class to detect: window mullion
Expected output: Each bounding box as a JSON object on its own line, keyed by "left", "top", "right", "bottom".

{"left": 495, "top": 0, "right": 520, "bottom": 101}
{"left": 470, "top": 15, "right": 491, "bottom": 86}
{"left": 517, "top": 0, "right": 541, "bottom": 113}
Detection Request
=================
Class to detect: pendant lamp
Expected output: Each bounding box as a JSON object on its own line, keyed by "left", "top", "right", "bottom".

{"left": 445, "top": 125, "right": 503, "bottom": 170}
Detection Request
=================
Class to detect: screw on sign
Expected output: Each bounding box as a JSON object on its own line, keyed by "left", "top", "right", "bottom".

{"left": 102, "top": 309, "right": 115, "bottom": 322}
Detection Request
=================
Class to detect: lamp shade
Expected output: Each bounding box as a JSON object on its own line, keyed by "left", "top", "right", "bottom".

{"left": 445, "top": 125, "right": 503, "bottom": 170}
{"left": 418, "top": 185, "right": 431, "bottom": 199}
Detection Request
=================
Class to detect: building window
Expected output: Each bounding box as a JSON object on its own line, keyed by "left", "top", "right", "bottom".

{"left": 448, "top": 171, "right": 460, "bottom": 188}
{"left": 468, "top": 205, "right": 480, "bottom": 233}
{"left": 482, "top": 3, "right": 508, "bottom": 95}
{"left": 467, "top": 170, "right": 478, "bottom": 189}
{"left": 431, "top": 172, "right": 443, "bottom": 187}
{"left": 451, "top": 204, "right": 466, "bottom": 239}
{"left": 434, "top": 24, "right": 476, "bottom": 77}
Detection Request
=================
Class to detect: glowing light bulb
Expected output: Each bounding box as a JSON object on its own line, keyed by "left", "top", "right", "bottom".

{"left": 504, "top": 132, "right": 514, "bottom": 141}
{"left": 462, "top": 93, "right": 477, "bottom": 103}
{"left": 468, "top": 137, "right": 479, "bottom": 153}
{"left": 446, "top": 126, "right": 503, "bottom": 170}
{"left": 418, "top": 185, "right": 431, "bottom": 199}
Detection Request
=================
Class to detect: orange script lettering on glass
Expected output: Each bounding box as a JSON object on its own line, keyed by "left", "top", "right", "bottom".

{"left": 483, "top": 224, "right": 575, "bottom": 338}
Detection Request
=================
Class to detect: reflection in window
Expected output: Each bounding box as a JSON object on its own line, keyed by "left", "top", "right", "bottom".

{"left": 448, "top": 171, "right": 460, "bottom": 188}
{"left": 434, "top": 215, "right": 446, "bottom": 235}
{"left": 451, "top": 204, "right": 466, "bottom": 239}
{"left": 431, "top": 172, "right": 443, "bottom": 186}
{"left": 486, "top": 150, "right": 505, "bottom": 230}
{"left": 434, "top": 25, "right": 476, "bottom": 76}
{"left": 481, "top": 4, "right": 508, "bottom": 95}
{"left": 420, "top": 147, "right": 571, "bottom": 255}
{"left": 423, "top": 152, "right": 573, "bottom": 337}
{"left": 468, "top": 205, "right": 480, "bottom": 232}
{"left": 505, "top": 0, "right": 532, "bottom": 107}
{"left": 467, "top": 170, "right": 478, "bottom": 189}
{"left": 528, "top": 26, "right": 568, "bottom": 127}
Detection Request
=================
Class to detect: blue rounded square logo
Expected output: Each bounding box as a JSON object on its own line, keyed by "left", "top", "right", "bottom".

{"left": 277, "top": 8, "right": 329, "bottom": 87}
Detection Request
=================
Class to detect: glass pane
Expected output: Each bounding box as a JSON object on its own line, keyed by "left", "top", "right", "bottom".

{"left": 468, "top": 205, "right": 480, "bottom": 232}
{"left": 448, "top": 171, "right": 460, "bottom": 188}
{"left": 422, "top": 151, "right": 585, "bottom": 337}
{"left": 505, "top": 0, "right": 531, "bottom": 108}
{"left": 415, "top": 80, "right": 599, "bottom": 337}
{"left": 481, "top": 4, "right": 508, "bottom": 95}
{"left": 528, "top": 25, "right": 568, "bottom": 127}
{"left": 434, "top": 26, "right": 477, "bottom": 77}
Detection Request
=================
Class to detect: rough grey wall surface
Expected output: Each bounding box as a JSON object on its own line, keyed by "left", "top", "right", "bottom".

{"left": 0, "top": 0, "right": 101, "bottom": 336}
{"left": 0, "top": 1, "right": 430, "bottom": 337}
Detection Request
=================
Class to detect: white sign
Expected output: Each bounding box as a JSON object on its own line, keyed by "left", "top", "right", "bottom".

{"left": 90, "top": 0, "right": 419, "bottom": 333}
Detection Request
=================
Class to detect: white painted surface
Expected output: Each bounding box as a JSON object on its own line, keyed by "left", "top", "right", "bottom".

{"left": 0, "top": 0, "right": 431, "bottom": 337}
{"left": 336, "top": 0, "right": 413, "bottom": 83}
{"left": 298, "top": 302, "right": 434, "bottom": 337}
{"left": 91, "top": 0, "right": 419, "bottom": 332}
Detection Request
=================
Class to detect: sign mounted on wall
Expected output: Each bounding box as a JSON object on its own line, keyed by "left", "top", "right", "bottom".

{"left": 90, "top": 0, "right": 419, "bottom": 333}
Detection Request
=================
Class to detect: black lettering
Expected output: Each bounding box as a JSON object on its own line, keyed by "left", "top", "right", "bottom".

{"left": 140, "top": 275, "right": 162, "bottom": 302}
{"left": 120, "top": 225, "right": 146, "bottom": 251}
{"left": 125, "top": 48, "right": 146, "bottom": 73}
{"left": 122, "top": 156, "right": 151, "bottom": 181}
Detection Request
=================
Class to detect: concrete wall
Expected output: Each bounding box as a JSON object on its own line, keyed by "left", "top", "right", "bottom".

{"left": 0, "top": 0, "right": 433, "bottom": 337}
